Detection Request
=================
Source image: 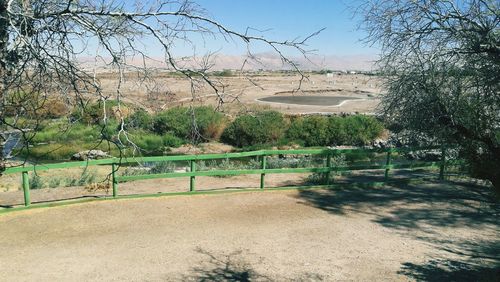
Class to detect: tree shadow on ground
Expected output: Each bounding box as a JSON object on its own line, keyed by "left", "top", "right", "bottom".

{"left": 185, "top": 248, "right": 272, "bottom": 282}
{"left": 296, "top": 180, "right": 500, "bottom": 280}
{"left": 399, "top": 259, "right": 500, "bottom": 282}
{"left": 297, "top": 180, "right": 499, "bottom": 229}
{"left": 184, "top": 248, "right": 325, "bottom": 281}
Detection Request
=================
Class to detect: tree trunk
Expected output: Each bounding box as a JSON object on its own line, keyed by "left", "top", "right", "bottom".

{"left": 489, "top": 170, "right": 500, "bottom": 200}
{"left": 0, "top": 0, "right": 8, "bottom": 175}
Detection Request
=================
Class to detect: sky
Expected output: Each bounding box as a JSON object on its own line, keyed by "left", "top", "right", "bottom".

{"left": 191, "top": 0, "right": 376, "bottom": 57}
{"left": 81, "top": 0, "right": 378, "bottom": 69}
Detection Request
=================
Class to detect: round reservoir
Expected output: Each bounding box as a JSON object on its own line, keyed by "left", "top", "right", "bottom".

{"left": 257, "top": 96, "right": 360, "bottom": 106}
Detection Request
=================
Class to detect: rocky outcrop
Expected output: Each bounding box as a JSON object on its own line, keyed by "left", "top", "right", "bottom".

{"left": 71, "top": 150, "right": 110, "bottom": 161}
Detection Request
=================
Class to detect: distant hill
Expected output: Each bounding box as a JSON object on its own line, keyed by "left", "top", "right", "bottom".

{"left": 78, "top": 53, "right": 377, "bottom": 72}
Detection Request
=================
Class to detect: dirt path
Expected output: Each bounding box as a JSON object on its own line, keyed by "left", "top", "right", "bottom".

{"left": 0, "top": 181, "right": 498, "bottom": 281}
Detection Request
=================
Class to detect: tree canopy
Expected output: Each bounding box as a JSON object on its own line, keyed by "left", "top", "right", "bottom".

{"left": 359, "top": 0, "right": 499, "bottom": 190}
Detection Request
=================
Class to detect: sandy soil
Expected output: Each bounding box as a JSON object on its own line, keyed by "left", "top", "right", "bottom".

{"left": 98, "top": 73, "right": 382, "bottom": 115}
{"left": 0, "top": 181, "right": 498, "bottom": 281}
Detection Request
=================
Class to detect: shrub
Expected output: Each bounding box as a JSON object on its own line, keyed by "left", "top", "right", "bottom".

{"left": 266, "top": 156, "right": 320, "bottom": 169}
{"left": 162, "top": 133, "right": 184, "bottom": 148}
{"left": 327, "top": 116, "right": 348, "bottom": 145}
{"left": 284, "top": 114, "right": 384, "bottom": 147}
{"left": 152, "top": 107, "right": 189, "bottom": 136}
{"left": 191, "top": 106, "right": 227, "bottom": 140}
{"left": 153, "top": 106, "right": 227, "bottom": 142}
{"left": 306, "top": 154, "right": 347, "bottom": 185}
{"left": 286, "top": 116, "right": 330, "bottom": 147}
{"left": 149, "top": 161, "right": 176, "bottom": 174}
{"left": 31, "top": 122, "right": 99, "bottom": 144}
{"left": 125, "top": 109, "right": 153, "bottom": 131}
{"left": 19, "top": 143, "right": 84, "bottom": 160}
{"left": 71, "top": 100, "right": 131, "bottom": 125}
{"left": 30, "top": 174, "right": 44, "bottom": 189}
{"left": 125, "top": 131, "right": 184, "bottom": 155}
{"left": 48, "top": 177, "right": 61, "bottom": 188}
{"left": 342, "top": 115, "right": 384, "bottom": 145}
{"left": 212, "top": 69, "right": 233, "bottom": 77}
{"left": 3, "top": 92, "right": 69, "bottom": 119}
{"left": 221, "top": 111, "right": 287, "bottom": 147}
{"left": 65, "top": 170, "right": 97, "bottom": 187}
{"left": 130, "top": 133, "right": 164, "bottom": 155}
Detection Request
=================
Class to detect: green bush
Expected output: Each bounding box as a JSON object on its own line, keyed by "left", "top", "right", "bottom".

{"left": 30, "top": 174, "right": 44, "bottom": 189}
{"left": 71, "top": 100, "right": 131, "bottom": 125}
{"left": 48, "top": 177, "right": 61, "bottom": 188}
{"left": 31, "top": 122, "right": 98, "bottom": 144}
{"left": 3, "top": 92, "right": 69, "bottom": 119}
{"left": 162, "top": 134, "right": 184, "bottom": 148}
{"left": 212, "top": 69, "right": 234, "bottom": 77}
{"left": 285, "top": 114, "right": 384, "bottom": 147}
{"left": 287, "top": 116, "right": 330, "bottom": 147}
{"left": 306, "top": 154, "right": 347, "bottom": 185}
{"left": 153, "top": 106, "right": 226, "bottom": 142}
{"left": 221, "top": 111, "right": 287, "bottom": 147}
{"left": 126, "top": 131, "right": 184, "bottom": 155}
{"left": 342, "top": 115, "right": 384, "bottom": 145}
{"left": 66, "top": 170, "right": 97, "bottom": 187}
{"left": 130, "top": 133, "right": 164, "bottom": 155}
{"left": 149, "top": 161, "right": 176, "bottom": 174}
{"left": 327, "top": 117, "right": 348, "bottom": 145}
{"left": 19, "top": 143, "right": 84, "bottom": 160}
{"left": 125, "top": 109, "right": 153, "bottom": 131}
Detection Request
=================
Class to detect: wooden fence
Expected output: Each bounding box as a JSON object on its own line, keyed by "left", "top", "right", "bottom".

{"left": 3, "top": 146, "right": 456, "bottom": 211}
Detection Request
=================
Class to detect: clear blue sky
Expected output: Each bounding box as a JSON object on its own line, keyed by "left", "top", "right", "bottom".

{"left": 83, "top": 1, "right": 376, "bottom": 59}
{"left": 190, "top": 0, "right": 376, "bottom": 56}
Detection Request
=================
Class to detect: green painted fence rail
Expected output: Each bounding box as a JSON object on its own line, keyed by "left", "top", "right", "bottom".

{"left": 3, "top": 146, "right": 449, "bottom": 209}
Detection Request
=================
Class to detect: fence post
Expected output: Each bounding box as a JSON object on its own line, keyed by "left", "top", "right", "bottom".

{"left": 384, "top": 149, "right": 392, "bottom": 182}
{"left": 260, "top": 155, "right": 266, "bottom": 189}
{"left": 439, "top": 145, "right": 446, "bottom": 180}
{"left": 190, "top": 160, "right": 196, "bottom": 192}
{"left": 325, "top": 152, "right": 332, "bottom": 185}
{"left": 22, "top": 171, "right": 30, "bottom": 206}
{"left": 112, "top": 163, "right": 118, "bottom": 198}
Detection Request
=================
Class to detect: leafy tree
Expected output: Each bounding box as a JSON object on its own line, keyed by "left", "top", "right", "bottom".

{"left": 359, "top": 0, "right": 500, "bottom": 192}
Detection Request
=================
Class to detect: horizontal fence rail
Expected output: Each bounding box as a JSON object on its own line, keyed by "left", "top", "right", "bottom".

{"left": 2, "top": 146, "right": 456, "bottom": 210}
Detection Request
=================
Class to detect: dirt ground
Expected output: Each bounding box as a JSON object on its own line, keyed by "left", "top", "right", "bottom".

{"left": 0, "top": 181, "right": 498, "bottom": 281}
{"left": 100, "top": 72, "right": 382, "bottom": 115}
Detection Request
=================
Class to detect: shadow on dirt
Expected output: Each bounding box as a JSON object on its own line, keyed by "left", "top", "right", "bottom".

{"left": 296, "top": 180, "right": 500, "bottom": 280}
{"left": 297, "top": 180, "right": 499, "bottom": 228}
{"left": 399, "top": 258, "right": 500, "bottom": 282}
{"left": 185, "top": 248, "right": 271, "bottom": 282}
{"left": 185, "top": 248, "right": 325, "bottom": 281}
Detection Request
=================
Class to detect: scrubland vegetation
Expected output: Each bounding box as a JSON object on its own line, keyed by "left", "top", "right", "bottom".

{"left": 10, "top": 101, "right": 385, "bottom": 161}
